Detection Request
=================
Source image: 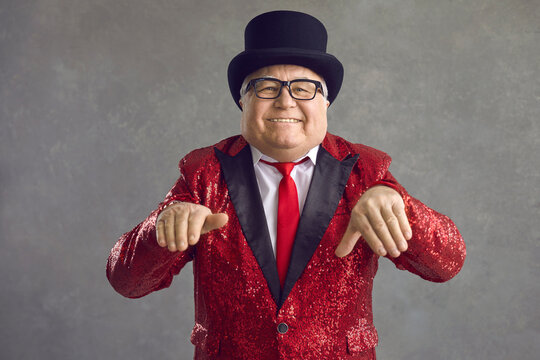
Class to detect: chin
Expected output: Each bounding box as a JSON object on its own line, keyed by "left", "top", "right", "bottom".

{"left": 274, "top": 133, "right": 305, "bottom": 145}
{"left": 272, "top": 140, "right": 304, "bottom": 151}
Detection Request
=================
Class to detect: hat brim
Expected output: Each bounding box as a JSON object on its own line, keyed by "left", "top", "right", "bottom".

{"left": 227, "top": 48, "right": 344, "bottom": 110}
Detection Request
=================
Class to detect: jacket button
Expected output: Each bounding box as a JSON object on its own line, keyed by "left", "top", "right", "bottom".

{"left": 277, "top": 322, "right": 288, "bottom": 334}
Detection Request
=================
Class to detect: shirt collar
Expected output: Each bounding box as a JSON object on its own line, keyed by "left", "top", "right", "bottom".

{"left": 250, "top": 144, "right": 319, "bottom": 166}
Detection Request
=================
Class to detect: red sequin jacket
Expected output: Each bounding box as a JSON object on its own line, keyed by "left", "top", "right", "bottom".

{"left": 107, "top": 133, "right": 466, "bottom": 359}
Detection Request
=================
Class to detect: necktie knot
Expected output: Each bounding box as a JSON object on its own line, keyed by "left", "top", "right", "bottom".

{"left": 260, "top": 157, "right": 309, "bottom": 177}
{"left": 271, "top": 162, "right": 295, "bottom": 177}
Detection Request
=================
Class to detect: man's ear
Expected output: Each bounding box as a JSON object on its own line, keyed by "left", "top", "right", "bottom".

{"left": 239, "top": 99, "right": 244, "bottom": 111}
{"left": 326, "top": 100, "right": 330, "bottom": 108}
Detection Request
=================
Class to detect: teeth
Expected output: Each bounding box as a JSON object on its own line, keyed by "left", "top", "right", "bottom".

{"left": 268, "top": 118, "right": 300, "bottom": 123}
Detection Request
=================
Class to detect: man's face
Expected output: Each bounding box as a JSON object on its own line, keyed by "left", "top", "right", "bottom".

{"left": 239, "top": 64, "right": 329, "bottom": 162}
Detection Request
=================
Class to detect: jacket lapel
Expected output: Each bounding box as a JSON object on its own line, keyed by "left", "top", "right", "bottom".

{"left": 214, "top": 146, "right": 282, "bottom": 306}
{"left": 279, "top": 147, "right": 359, "bottom": 308}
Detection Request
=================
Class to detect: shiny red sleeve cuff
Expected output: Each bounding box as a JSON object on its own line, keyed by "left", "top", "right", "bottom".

{"left": 375, "top": 172, "right": 466, "bottom": 282}
{"left": 107, "top": 165, "right": 197, "bottom": 298}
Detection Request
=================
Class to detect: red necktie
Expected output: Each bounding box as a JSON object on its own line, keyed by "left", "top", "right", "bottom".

{"left": 261, "top": 158, "right": 308, "bottom": 288}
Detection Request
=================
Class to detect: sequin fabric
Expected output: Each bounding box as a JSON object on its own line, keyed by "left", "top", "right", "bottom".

{"left": 107, "top": 133, "right": 466, "bottom": 360}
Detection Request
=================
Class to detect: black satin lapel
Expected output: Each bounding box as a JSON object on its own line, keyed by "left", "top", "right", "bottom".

{"left": 214, "top": 146, "right": 281, "bottom": 306}
{"left": 279, "top": 147, "right": 359, "bottom": 307}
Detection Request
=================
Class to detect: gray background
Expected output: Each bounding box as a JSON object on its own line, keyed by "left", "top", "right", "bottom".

{"left": 1, "top": 0, "right": 539, "bottom": 359}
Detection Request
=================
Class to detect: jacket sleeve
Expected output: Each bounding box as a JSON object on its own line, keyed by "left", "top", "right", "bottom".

{"left": 373, "top": 170, "right": 466, "bottom": 283}
{"left": 106, "top": 162, "right": 198, "bottom": 299}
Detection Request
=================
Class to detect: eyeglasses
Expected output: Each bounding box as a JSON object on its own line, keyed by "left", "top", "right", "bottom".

{"left": 244, "top": 77, "right": 324, "bottom": 100}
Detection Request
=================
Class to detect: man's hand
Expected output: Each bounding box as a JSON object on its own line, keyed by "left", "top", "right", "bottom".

{"left": 156, "top": 202, "right": 229, "bottom": 252}
{"left": 335, "top": 186, "right": 412, "bottom": 258}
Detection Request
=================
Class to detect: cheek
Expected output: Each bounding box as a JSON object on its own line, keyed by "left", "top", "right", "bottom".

{"left": 240, "top": 107, "right": 264, "bottom": 141}
{"left": 305, "top": 114, "right": 328, "bottom": 146}
{"left": 240, "top": 116, "right": 254, "bottom": 140}
{"left": 306, "top": 109, "right": 328, "bottom": 134}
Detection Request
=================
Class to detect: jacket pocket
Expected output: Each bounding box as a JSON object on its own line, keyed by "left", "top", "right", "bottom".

{"left": 345, "top": 321, "right": 378, "bottom": 354}
{"left": 190, "top": 323, "right": 220, "bottom": 356}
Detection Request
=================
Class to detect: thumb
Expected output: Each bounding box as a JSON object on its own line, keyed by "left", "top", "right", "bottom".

{"left": 202, "top": 213, "right": 229, "bottom": 234}
{"left": 335, "top": 225, "right": 362, "bottom": 258}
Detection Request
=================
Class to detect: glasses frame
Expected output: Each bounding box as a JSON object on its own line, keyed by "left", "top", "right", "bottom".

{"left": 245, "top": 77, "right": 325, "bottom": 100}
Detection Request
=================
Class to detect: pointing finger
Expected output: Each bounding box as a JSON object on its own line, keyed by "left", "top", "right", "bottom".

{"left": 356, "top": 216, "right": 388, "bottom": 257}
{"left": 335, "top": 225, "right": 362, "bottom": 258}
{"left": 186, "top": 210, "right": 208, "bottom": 246}
{"left": 202, "top": 213, "right": 229, "bottom": 234}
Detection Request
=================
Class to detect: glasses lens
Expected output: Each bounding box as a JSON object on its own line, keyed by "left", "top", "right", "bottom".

{"left": 290, "top": 81, "right": 318, "bottom": 99}
{"left": 254, "top": 79, "right": 282, "bottom": 98}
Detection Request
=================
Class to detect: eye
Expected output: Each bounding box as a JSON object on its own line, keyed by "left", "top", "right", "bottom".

{"left": 260, "top": 86, "right": 279, "bottom": 91}
{"left": 255, "top": 80, "right": 281, "bottom": 95}
{"left": 290, "top": 81, "right": 317, "bottom": 98}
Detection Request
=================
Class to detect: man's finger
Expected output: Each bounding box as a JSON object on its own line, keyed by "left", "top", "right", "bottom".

{"left": 354, "top": 216, "right": 388, "bottom": 257}
{"left": 380, "top": 205, "right": 407, "bottom": 253}
{"left": 186, "top": 210, "right": 209, "bottom": 245}
{"left": 201, "top": 213, "right": 229, "bottom": 234}
{"left": 335, "top": 225, "right": 362, "bottom": 257}
{"left": 159, "top": 213, "right": 176, "bottom": 252}
{"left": 156, "top": 220, "right": 166, "bottom": 247}
{"left": 393, "top": 202, "right": 412, "bottom": 240}
{"left": 174, "top": 209, "right": 189, "bottom": 251}
{"left": 366, "top": 209, "right": 400, "bottom": 258}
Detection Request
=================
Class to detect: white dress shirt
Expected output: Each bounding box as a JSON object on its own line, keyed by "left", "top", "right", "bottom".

{"left": 250, "top": 145, "right": 319, "bottom": 256}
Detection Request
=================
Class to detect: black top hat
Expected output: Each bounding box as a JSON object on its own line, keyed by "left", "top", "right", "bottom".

{"left": 227, "top": 10, "right": 344, "bottom": 109}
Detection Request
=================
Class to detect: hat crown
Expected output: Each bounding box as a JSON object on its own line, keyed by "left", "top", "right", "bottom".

{"left": 244, "top": 10, "right": 327, "bottom": 52}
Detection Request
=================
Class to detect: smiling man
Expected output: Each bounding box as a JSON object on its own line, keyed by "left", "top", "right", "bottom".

{"left": 239, "top": 65, "right": 329, "bottom": 162}
{"left": 107, "top": 11, "right": 466, "bottom": 360}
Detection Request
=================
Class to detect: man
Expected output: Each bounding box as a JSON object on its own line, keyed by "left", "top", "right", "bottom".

{"left": 107, "top": 10, "right": 466, "bottom": 359}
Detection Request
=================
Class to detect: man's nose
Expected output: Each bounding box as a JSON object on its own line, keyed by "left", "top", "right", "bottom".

{"left": 274, "top": 85, "right": 297, "bottom": 108}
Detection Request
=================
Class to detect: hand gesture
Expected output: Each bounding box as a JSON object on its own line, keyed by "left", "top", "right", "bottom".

{"left": 335, "top": 186, "right": 412, "bottom": 258}
{"left": 156, "top": 202, "right": 228, "bottom": 252}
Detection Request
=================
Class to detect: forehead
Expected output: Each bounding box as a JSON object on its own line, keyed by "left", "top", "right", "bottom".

{"left": 246, "top": 64, "right": 324, "bottom": 82}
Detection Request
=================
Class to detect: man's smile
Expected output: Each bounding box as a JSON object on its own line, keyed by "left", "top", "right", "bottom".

{"left": 267, "top": 118, "right": 302, "bottom": 123}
